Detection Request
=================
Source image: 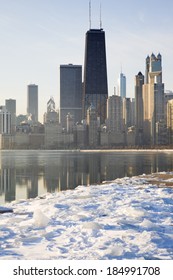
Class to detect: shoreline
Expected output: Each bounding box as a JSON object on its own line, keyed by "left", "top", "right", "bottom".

{"left": 80, "top": 149, "right": 173, "bottom": 153}
{"left": 0, "top": 148, "right": 173, "bottom": 153}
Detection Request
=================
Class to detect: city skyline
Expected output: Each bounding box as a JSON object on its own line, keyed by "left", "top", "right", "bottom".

{"left": 1, "top": 0, "right": 173, "bottom": 121}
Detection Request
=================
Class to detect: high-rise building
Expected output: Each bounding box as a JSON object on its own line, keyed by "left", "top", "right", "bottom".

{"left": 87, "top": 104, "right": 98, "bottom": 147}
{"left": 60, "top": 64, "right": 82, "bottom": 128}
{"left": 167, "top": 99, "right": 173, "bottom": 144}
{"left": 131, "top": 98, "right": 135, "bottom": 127}
{"left": 135, "top": 72, "right": 144, "bottom": 144}
{"left": 5, "top": 99, "right": 16, "bottom": 134}
{"left": 44, "top": 97, "right": 58, "bottom": 124}
{"left": 0, "top": 106, "right": 11, "bottom": 134}
{"left": 106, "top": 95, "right": 123, "bottom": 132}
{"left": 83, "top": 28, "right": 108, "bottom": 124}
{"left": 118, "top": 72, "right": 126, "bottom": 98}
{"left": 164, "top": 90, "right": 173, "bottom": 124}
{"left": 123, "top": 98, "right": 132, "bottom": 130}
{"left": 27, "top": 84, "right": 38, "bottom": 123}
{"left": 142, "top": 53, "right": 165, "bottom": 145}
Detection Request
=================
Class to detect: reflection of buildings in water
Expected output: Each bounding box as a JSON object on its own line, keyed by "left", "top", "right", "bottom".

{"left": 84, "top": 155, "right": 101, "bottom": 185}
{"left": 44, "top": 161, "right": 60, "bottom": 192}
{"left": 0, "top": 152, "right": 42, "bottom": 203}
{"left": 100, "top": 153, "right": 162, "bottom": 180}
{"left": 16, "top": 176, "right": 42, "bottom": 201}
{"left": 27, "top": 176, "right": 38, "bottom": 199}
{"left": 101, "top": 154, "right": 128, "bottom": 180}
{"left": 0, "top": 165, "right": 39, "bottom": 202}
{"left": 44, "top": 153, "right": 102, "bottom": 192}
{"left": 1, "top": 151, "right": 173, "bottom": 204}
{"left": 15, "top": 168, "right": 39, "bottom": 200}
{"left": 0, "top": 154, "right": 16, "bottom": 203}
{"left": 63, "top": 154, "right": 101, "bottom": 189}
{"left": 37, "top": 177, "right": 45, "bottom": 196}
{"left": 44, "top": 155, "right": 78, "bottom": 192}
{"left": 0, "top": 168, "right": 16, "bottom": 202}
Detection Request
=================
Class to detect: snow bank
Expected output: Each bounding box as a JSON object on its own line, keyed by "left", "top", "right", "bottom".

{"left": 0, "top": 173, "right": 173, "bottom": 260}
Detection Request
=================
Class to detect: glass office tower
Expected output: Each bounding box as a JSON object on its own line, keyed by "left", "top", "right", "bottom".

{"left": 83, "top": 28, "right": 108, "bottom": 124}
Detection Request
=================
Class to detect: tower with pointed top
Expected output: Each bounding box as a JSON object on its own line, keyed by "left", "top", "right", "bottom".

{"left": 82, "top": 27, "right": 108, "bottom": 124}
{"left": 142, "top": 53, "right": 165, "bottom": 145}
{"left": 118, "top": 72, "right": 126, "bottom": 98}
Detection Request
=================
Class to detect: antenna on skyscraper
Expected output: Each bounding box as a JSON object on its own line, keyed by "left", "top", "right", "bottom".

{"left": 100, "top": 3, "right": 102, "bottom": 29}
{"left": 120, "top": 63, "right": 123, "bottom": 73}
{"left": 89, "top": 0, "right": 92, "bottom": 29}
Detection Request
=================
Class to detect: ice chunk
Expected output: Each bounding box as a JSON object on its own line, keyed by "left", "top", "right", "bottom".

{"left": 82, "top": 222, "right": 102, "bottom": 230}
{"left": 110, "top": 245, "right": 124, "bottom": 257}
{"left": 140, "top": 218, "right": 154, "bottom": 228}
{"left": 162, "top": 217, "right": 172, "bottom": 225}
{"left": 33, "top": 209, "right": 49, "bottom": 227}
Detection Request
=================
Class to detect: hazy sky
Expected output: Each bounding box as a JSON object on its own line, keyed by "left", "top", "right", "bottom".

{"left": 1, "top": 0, "right": 173, "bottom": 122}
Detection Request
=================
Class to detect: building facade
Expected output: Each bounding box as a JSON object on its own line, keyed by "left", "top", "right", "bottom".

{"left": 123, "top": 98, "right": 132, "bottom": 130}
{"left": 83, "top": 28, "right": 108, "bottom": 124}
{"left": 44, "top": 97, "right": 58, "bottom": 124}
{"left": 60, "top": 64, "right": 82, "bottom": 128}
{"left": 27, "top": 84, "right": 38, "bottom": 123}
{"left": 142, "top": 53, "right": 165, "bottom": 145}
{"left": 5, "top": 99, "right": 16, "bottom": 134}
{"left": 118, "top": 72, "right": 126, "bottom": 98}
{"left": 87, "top": 105, "right": 98, "bottom": 147}
{"left": 135, "top": 72, "right": 144, "bottom": 145}
{"left": 167, "top": 99, "right": 173, "bottom": 144}
{"left": 0, "top": 106, "right": 11, "bottom": 134}
{"left": 106, "top": 95, "right": 123, "bottom": 132}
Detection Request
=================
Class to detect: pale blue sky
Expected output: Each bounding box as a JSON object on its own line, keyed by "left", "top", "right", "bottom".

{"left": 1, "top": 0, "right": 173, "bottom": 121}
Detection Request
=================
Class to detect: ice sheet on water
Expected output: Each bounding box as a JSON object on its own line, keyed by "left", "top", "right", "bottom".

{"left": 0, "top": 172, "right": 173, "bottom": 259}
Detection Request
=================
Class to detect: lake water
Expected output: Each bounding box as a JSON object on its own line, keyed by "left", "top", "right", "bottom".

{"left": 0, "top": 150, "right": 173, "bottom": 204}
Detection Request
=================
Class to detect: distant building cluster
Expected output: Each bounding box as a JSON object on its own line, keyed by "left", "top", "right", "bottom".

{"left": 0, "top": 28, "right": 173, "bottom": 149}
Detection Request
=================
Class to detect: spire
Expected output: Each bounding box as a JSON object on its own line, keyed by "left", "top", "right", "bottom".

{"left": 120, "top": 63, "right": 123, "bottom": 74}
{"left": 157, "top": 53, "right": 161, "bottom": 60}
{"left": 100, "top": 3, "right": 102, "bottom": 29}
{"left": 89, "top": 0, "right": 91, "bottom": 29}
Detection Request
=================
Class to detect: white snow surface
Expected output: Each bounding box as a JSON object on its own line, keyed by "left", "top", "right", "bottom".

{"left": 1, "top": 173, "right": 173, "bottom": 260}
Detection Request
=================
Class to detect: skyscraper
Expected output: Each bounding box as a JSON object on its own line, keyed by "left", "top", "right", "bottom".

{"left": 44, "top": 97, "right": 58, "bottom": 124}
{"left": 135, "top": 72, "right": 144, "bottom": 144}
{"left": 167, "top": 99, "right": 173, "bottom": 144}
{"left": 106, "top": 95, "right": 123, "bottom": 132}
{"left": 83, "top": 28, "right": 108, "bottom": 124}
{"left": 5, "top": 99, "right": 16, "bottom": 134}
{"left": 142, "top": 53, "right": 165, "bottom": 145}
{"left": 123, "top": 98, "right": 132, "bottom": 129}
{"left": 27, "top": 84, "right": 38, "bottom": 123}
{"left": 87, "top": 104, "right": 98, "bottom": 147}
{"left": 0, "top": 106, "right": 11, "bottom": 134}
{"left": 118, "top": 72, "right": 126, "bottom": 98}
{"left": 60, "top": 64, "right": 82, "bottom": 128}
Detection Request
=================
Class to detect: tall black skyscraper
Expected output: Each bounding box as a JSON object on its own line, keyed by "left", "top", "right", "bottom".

{"left": 83, "top": 28, "right": 108, "bottom": 123}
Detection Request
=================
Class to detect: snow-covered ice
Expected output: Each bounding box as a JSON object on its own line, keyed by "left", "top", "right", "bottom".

{"left": 0, "top": 173, "right": 173, "bottom": 260}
